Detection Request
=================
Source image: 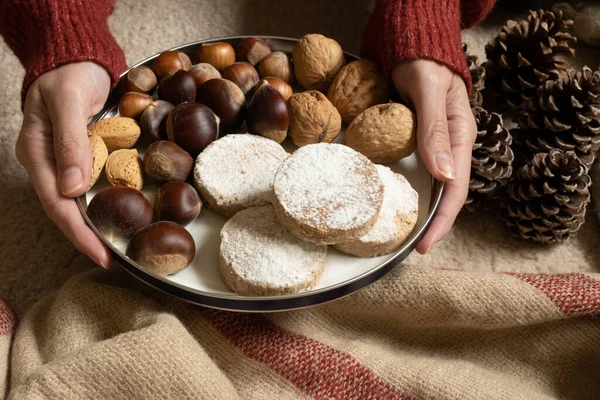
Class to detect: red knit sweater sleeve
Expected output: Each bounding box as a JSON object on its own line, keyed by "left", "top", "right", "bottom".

{"left": 0, "top": 0, "right": 127, "bottom": 106}
{"left": 361, "top": 0, "right": 496, "bottom": 90}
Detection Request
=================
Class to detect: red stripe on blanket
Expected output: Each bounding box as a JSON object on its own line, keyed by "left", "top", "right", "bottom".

{"left": 509, "top": 273, "right": 600, "bottom": 316}
{"left": 202, "top": 310, "right": 410, "bottom": 400}
{"left": 0, "top": 297, "right": 16, "bottom": 335}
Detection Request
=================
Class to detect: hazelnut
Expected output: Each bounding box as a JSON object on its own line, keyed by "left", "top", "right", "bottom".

{"left": 236, "top": 37, "right": 272, "bottom": 66}
{"left": 143, "top": 140, "right": 193, "bottom": 182}
{"left": 258, "top": 51, "right": 294, "bottom": 84}
{"left": 344, "top": 103, "right": 416, "bottom": 163}
{"left": 140, "top": 100, "right": 174, "bottom": 144}
{"left": 87, "top": 186, "right": 153, "bottom": 241}
{"left": 288, "top": 91, "right": 342, "bottom": 147}
{"left": 120, "top": 66, "right": 157, "bottom": 94}
{"left": 196, "top": 78, "right": 246, "bottom": 130}
{"left": 88, "top": 135, "right": 108, "bottom": 190}
{"left": 327, "top": 59, "right": 389, "bottom": 124}
{"left": 222, "top": 62, "right": 260, "bottom": 96}
{"left": 166, "top": 102, "right": 219, "bottom": 158}
{"left": 196, "top": 42, "right": 235, "bottom": 72}
{"left": 246, "top": 84, "right": 289, "bottom": 143}
{"left": 126, "top": 221, "right": 196, "bottom": 276}
{"left": 105, "top": 148, "right": 144, "bottom": 190}
{"left": 292, "top": 34, "right": 345, "bottom": 91}
{"left": 189, "top": 63, "right": 221, "bottom": 87}
{"left": 255, "top": 77, "right": 293, "bottom": 101}
{"left": 87, "top": 117, "right": 141, "bottom": 152}
{"left": 152, "top": 50, "right": 192, "bottom": 80}
{"left": 157, "top": 70, "right": 197, "bottom": 105}
{"left": 118, "top": 92, "right": 154, "bottom": 119}
{"left": 154, "top": 181, "right": 202, "bottom": 226}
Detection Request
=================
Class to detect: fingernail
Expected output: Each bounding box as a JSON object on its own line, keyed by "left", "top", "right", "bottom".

{"left": 61, "top": 167, "right": 83, "bottom": 195}
{"left": 94, "top": 255, "right": 109, "bottom": 269}
{"left": 434, "top": 152, "right": 456, "bottom": 180}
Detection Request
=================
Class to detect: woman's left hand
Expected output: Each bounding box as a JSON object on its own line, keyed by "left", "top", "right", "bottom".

{"left": 392, "top": 60, "right": 477, "bottom": 254}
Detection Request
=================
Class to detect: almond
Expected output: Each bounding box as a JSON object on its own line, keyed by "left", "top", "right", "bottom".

{"left": 88, "top": 135, "right": 108, "bottom": 190}
{"left": 87, "top": 117, "right": 141, "bottom": 152}
{"left": 105, "top": 149, "right": 144, "bottom": 190}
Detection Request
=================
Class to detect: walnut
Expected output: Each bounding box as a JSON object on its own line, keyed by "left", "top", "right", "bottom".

{"left": 344, "top": 103, "right": 416, "bottom": 163}
{"left": 292, "top": 34, "right": 345, "bottom": 92}
{"left": 327, "top": 59, "right": 389, "bottom": 124}
{"left": 288, "top": 91, "right": 342, "bottom": 147}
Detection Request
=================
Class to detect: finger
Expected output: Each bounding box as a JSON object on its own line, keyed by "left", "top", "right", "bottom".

{"left": 414, "top": 85, "right": 456, "bottom": 183}
{"left": 45, "top": 87, "right": 93, "bottom": 198}
{"left": 18, "top": 116, "right": 112, "bottom": 268}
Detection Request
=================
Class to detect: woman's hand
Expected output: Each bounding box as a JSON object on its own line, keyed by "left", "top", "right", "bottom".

{"left": 392, "top": 60, "right": 476, "bottom": 254}
{"left": 15, "top": 62, "right": 113, "bottom": 268}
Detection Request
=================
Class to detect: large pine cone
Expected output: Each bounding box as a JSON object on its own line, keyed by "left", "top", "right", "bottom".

{"left": 504, "top": 149, "right": 591, "bottom": 243}
{"left": 517, "top": 67, "right": 600, "bottom": 168}
{"left": 464, "top": 43, "right": 485, "bottom": 107}
{"left": 485, "top": 9, "right": 576, "bottom": 109}
{"left": 464, "top": 107, "right": 514, "bottom": 212}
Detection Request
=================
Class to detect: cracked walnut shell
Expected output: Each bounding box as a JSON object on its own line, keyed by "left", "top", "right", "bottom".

{"left": 288, "top": 91, "right": 342, "bottom": 147}
{"left": 292, "top": 34, "right": 345, "bottom": 92}
{"left": 344, "top": 103, "right": 416, "bottom": 163}
{"left": 327, "top": 59, "right": 389, "bottom": 124}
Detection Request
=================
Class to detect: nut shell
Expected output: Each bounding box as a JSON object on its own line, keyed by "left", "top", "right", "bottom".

{"left": 288, "top": 91, "right": 341, "bottom": 147}
{"left": 87, "top": 117, "right": 141, "bottom": 152}
{"left": 258, "top": 51, "right": 294, "bottom": 84}
{"left": 88, "top": 135, "right": 108, "bottom": 190}
{"left": 140, "top": 100, "right": 174, "bottom": 144}
{"left": 118, "top": 92, "right": 154, "bottom": 119}
{"left": 105, "top": 149, "right": 144, "bottom": 190}
{"left": 344, "top": 103, "right": 416, "bottom": 163}
{"left": 196, "top": 42, "right": 236, "bottom": 72}
{"left": 236, "top": 37, "right": 272, "bottom": 66}
{"left": 292, "top": 34, "right": 345, "bottom": 91}
{"left": 120, "top": 66, "right": 157, "bottom": 94}
{"left": 154, "top": 181, "right": 202, "bottom": 226}
{"left": 166, "top": 102, "right": 220, "bottom": 158}
{"left": 152, "top": 50, "right": 192, "bottom": 79}
{"left": 157, "top": 70, "right": 196, "bottom": 105}
{"left": 222, "top": 62, "right": 260, "bottom": 96}
{"left": 189, "top": 63, "right": 222, "bottom": 87}
{"left": 143, "top": 140, "right": 193, "bottom": 182}
{"left": 255, "top": 77, "right": 293, "bottom": 101}
{"left": 196, "top": 78, "right": 246, "bottom": 129}
{"left": 327, "top": 59, "right": 389, "bottom": 124}
{"left": 246, "top": 84, "right": 289, "bottom": 143}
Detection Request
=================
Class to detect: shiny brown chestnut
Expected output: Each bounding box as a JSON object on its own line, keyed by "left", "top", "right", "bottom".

{"left": 196, "top": 78, "right": 245, "bottom": 130}
{"left": 196, "top": 42, "right": 235, "bottom": 72}
{"left": 120, "top": 66, "right": 157, "bottom": 94}
{"left": 143, "top": 140, "right": 193, "bottom": 182}
{"left": 258, "top": 51, "right": 294, "bottom": 84}
{"left": 126, "top": 221, "right": 195, "bottom": 276}
{"left": 118, "top": 92, "right": 154, "bottom": 119}
{"left": 152, "top": 50, "right": 192, "bottom": 80}
{"left": 157, "top": 70, "right": 196, "bottom": 105}
{"left": 87, "top": 186, "right": 154, "bottom": 241}
{"left": 189, "top": 63, "right": 221, "bottom": 87}
{"left": 154, "top": 181, "right": 202, "bottom": 226}
{"left": 247, "top": 84, "right": 289, "bottom": 143}
{"left": 255, "top": 77, "right": 293, "bottom": 101}
{"left": 222, "top": 62, "right": 260, "bottom": 96}
{"left": 166, "top": 102, "right": 219, "bottom": 158}
{"left": 236, "top": 37, "right": 272, "bottom": 66}
{"left": 140, "top": 100, "right": 174, "bottom": 144}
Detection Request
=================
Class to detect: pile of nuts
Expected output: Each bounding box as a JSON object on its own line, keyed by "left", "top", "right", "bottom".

{"left": 85, "top": 34, "right": 417, "bottom": 277}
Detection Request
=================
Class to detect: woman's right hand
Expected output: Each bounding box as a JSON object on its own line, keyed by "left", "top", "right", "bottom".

{"left": 15, "top": 62, "right": 113, "bottom": 268}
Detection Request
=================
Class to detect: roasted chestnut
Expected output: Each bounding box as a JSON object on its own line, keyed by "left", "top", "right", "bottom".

{"left": 140, "top": 100, "right": 174, "bottom": 144}
{"left": 189, "top": 63, "right": 221, "bottom": 87}
{"left": 166, "top": 102, "right": 219, "bottom": 158}
{"left": 157, "top": 70, "right": 196, "bottom": 105}
{"left": 154, "top": 181, "right": 202, "bottom": 226}
{"left": 196, "top": 42, "right": 235, "bottom": 72}
{"left": 87, "top": 186, "right": 153, "bottom": 241}
{"left": 152, "top": 50, "right": 192, "bottom": 80}
{"left": 258, "top": 51, "right": 294, "bottom": 84}
{"left": 118, "top": 92, "right": 154, "bottom": 119}
{"left": 120, "top": 66, "right": 157, "bottom": 94}
{"left": 236, "top": 37, "right": 272, "bottom": 66}
{"left": 247, "top": 83, "right": 289, "bottom": 143}
{"left": 196, "top": 78, "right": 245, "bottom": 130}
{"left": 255, "top": 77, "right": 293, "bottom": 101}
{"left": 143, "top": 140, "right": 193, "bottom": 182}
{"left": 126, "top": 221, "right": 196, "bottom": 276}
{"left": 222, "top": 62, "right": 259, "bottom": 96}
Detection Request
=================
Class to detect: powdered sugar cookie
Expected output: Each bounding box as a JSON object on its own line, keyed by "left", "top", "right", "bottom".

{"left": 219, "top": 205, "right": 327, "bottom": 296}
{"left": 334, "top": 165, "right": 418, "bottom": 257}
{"left": 272, "top": 143, "right": 384, "bottom": 244}
{"left": 193, "top": 134, "right": 288, "bottom": 217}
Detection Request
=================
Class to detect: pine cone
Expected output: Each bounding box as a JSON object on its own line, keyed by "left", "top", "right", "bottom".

{"left": 516, "top": 67, "right": 600, "bottom": 168}
{"left": 504, "top": 149, "right": 591, "bottom": 243}
{"left": 484, "top": 9, "right": 577, "bottom": 109}
{"left": 464, "top": 43, "right": 485, "bottom": 107}
{"left": 464, "top": 107, "right": 514, "bottom": 212}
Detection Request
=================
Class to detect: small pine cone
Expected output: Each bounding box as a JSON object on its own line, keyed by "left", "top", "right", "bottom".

{"left": 517, "top": 67, "right": 600, "bottom": 167}
{"left": 485, "top": 9, "right": 577, "bottom": 109}
{"left": 504, "top": 149, "right": 591, "bottom": 244}
{"left": 464, "top": 107, "right": 514, "bottom": 212}
{"left": 464, "top": 43, "right": 485, "bottom": 107}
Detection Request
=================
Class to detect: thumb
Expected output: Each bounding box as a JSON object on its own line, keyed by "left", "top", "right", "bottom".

{"left": 413, "top": 87, "right": 456, "bottom": 182}
{"left": 46, "top": 90, "right": 93, "bottom": 197}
